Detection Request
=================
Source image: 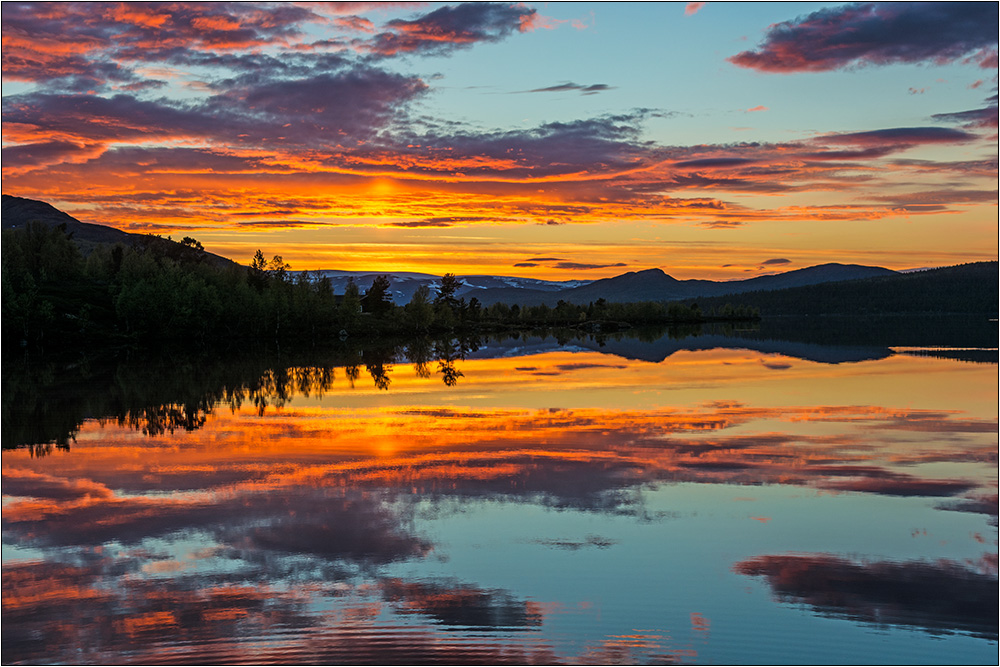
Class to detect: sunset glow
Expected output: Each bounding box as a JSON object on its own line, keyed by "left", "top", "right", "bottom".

{"left": 2, "top": 2, "right": 996, "bottom": 278}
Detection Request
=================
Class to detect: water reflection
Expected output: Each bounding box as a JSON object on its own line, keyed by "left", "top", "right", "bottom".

{"left": 734, "top": 554, "right": 998, "bottom": 639}
{"left": 381, "top": 578, "right": 542, "bottom": 630}
{"left": 3, "top": 324, "right": 997, "bottom": 664}
{"left": 5, "top": 324, "right": 997, "bottom": 457}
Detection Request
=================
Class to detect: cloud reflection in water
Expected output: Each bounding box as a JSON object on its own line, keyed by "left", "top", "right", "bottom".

{"left": 3, "top": 348, "right": 997, "bottom": 663}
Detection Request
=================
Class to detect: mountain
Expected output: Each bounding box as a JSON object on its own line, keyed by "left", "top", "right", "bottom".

{"left": 302, "top": 263, "right": 899, "bottom": 307}
{"left": 2, "top": 194, "right": 238, "bottom": 269}
{"left": 469, "top": 263, "right": 899, "bottom": 307}
{"left": 695, "top": 261, "right": 998, "bottom": 316}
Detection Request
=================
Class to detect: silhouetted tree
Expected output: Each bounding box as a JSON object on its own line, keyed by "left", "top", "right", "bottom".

{"left": 267, "top": 255, "right": 290, "bottom": 283}
{"left": 364, "top": 274, "right": 393, "bottom": 315}
{"left": 435, "top": 273, "right": 462, "bottom": 312}
{"left": 340, "top": 279, "right": 362, "bottom": 326}
{"left": 405, "top": 284, "right": 435, "bottom": 331}
{"left": 180, "top": 236, "right": 204, "bottom": 251}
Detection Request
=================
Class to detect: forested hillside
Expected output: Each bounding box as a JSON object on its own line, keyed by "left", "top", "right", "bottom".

{"left": 1, "top": 223, "right": 740, "bottom": 350}
{"left": 696, "top": 262, "right": 997, "bottom": 316}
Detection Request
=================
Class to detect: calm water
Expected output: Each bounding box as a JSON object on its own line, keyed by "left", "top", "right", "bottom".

{"left": 3, "top": 327, "right": 997, "bottom": 664}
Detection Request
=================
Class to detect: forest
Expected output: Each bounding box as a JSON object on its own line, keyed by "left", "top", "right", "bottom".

{"left": 2, "top": 222, "right": 758, "bottom": 350}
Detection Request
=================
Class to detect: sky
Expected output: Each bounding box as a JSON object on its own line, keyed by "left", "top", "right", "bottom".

{"left": 2, "top": 1, "right": 997, "bottom": 280}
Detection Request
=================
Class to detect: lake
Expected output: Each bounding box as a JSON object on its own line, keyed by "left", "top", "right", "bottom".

{"left": 3, "top": 323, "right": 997, "bottom": 664}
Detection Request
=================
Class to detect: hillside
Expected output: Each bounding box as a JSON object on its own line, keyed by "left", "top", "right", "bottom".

{"left": 2, "top": 195, "right": 237, "bottom": 269}
{"left": 697, "top": 262, "right": 998, "bottom": 316}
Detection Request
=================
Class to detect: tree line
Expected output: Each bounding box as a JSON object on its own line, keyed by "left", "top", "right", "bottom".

{"left": 2, "top": 222, "right": 758, "bottom": 350}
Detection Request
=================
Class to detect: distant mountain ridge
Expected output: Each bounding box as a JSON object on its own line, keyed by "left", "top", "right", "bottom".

{"left": 463, "top": 263, "right": 898, "bottom": 307}
{"left": 302, "top": 263, "right": 898, "bottom": 306}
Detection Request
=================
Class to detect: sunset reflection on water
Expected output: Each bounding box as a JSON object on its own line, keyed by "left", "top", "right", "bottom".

{"left": 3, "top": 345, "right": 997, "bottom": 664}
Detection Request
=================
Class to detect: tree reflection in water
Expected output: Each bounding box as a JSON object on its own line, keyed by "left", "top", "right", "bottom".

{"left": 4, "top": 334, "right": 487, "bottom": 454}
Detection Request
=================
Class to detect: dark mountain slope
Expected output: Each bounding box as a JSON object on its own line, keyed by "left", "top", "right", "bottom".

{"left": 2, "top": 194, "right": 237, "bottom": 268}
{"left": 697, "top": 262, "right": 998, "bottom": 316}
{"left": 736, "top": 263, "right": 898, "bottom": 292}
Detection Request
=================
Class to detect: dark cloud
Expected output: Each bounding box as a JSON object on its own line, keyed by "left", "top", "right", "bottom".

{"left": 932, "top": 105, "right": 1000, "bottom": 129}
{"left": 2, "top": 557, "right": 558, "bottom": 665}
{"left": 115, "top": 79, "right": 168, "bottom": 92}
{"left": 699, "top": 220, "right": 745, "bottom": 229}
{"left": 522, "top": 82, "right": 615, "bottom": 95}
{"left": 821, "top": 127, "right": 977, "bottom": 146}
{"left": 1, "top": 50, "right": 136, "bottom": 91}
{"left": 1, "top": 2, "right": 323, "bottom": 85}
{"left": 3, "top": 486, "right": 431, "bottom": 566}
{"left": 554, "top": 363, "right": 628, "bottom": 371}
{"left": 2, "top": 92, "right": 225, "bottom": 143}
{"left": 3, "top": 64, "right": 428, "bottom": 154}
{"left": 2, "top": 470, "right": 113, "bottom": 501}
{"left": 221, "top": 492, "right": 432, "bottom": 563}
{"left": 194, "top": 52, "right": 356, "bottom": 92}
{"left": 734, "top": 554, "right": 998, "bottom": 639}
{"left": 667, "top": 172, "right": 799, "bottom": 193}
{"left": 210, "top": 68, "right": 428, "bottom": 142}
{"left": 363, "top": 2, "right": 537, "bottom": 57}
{"left": 381, "top": 578, "right": 542, "bottom": 629}
{"left": 513, "top": 262, "right": 540, "bottom": 267}
{"left": 1, "top": 560, "right": 321, "bottom": 665}
{"left": 799, "top": 146, "right": 899, "bottom": 161}
{"left": 401, "top": 111, "right": 655, "bottom": 179}
{"left": 531, "top": 535, "right": 616, "bottom": 550}
{"left": 936, "top": 494, "right": 999, "bottom": 521}
{"left": 729, "top": 2, "right": 999, "bottom": 73}
{"left": 1, "top": 141, "right": 105, "bottom": 171}
{"left": 760, "top": 258, "right": 791, "bottom": 265}
{"left": 818, "top": 475, "right": 976, "bottom": 497}
{"left": 554, "top": 262, "right": 628, "bottom": 270}
{"left": 674, "top": 157, "right": 755, "bottom": 169}
{"left": 870, "top": 189, "right": 999, "bottom": 207}
{"left": 88, "top": 146, "right": 274, "bottom": 174}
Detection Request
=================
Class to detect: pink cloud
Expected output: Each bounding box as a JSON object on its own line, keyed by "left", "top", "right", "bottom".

{"left": 334, "top": 15, "right": 377, "bottom": 33}
{"left": 685, "top": 3, "right": 707, "bottom": 17}
{"left": 745, "top": 105, "right": 768, "bottom": 112}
